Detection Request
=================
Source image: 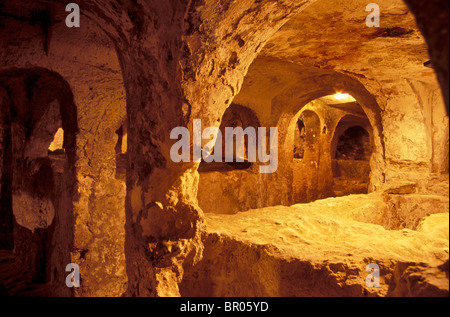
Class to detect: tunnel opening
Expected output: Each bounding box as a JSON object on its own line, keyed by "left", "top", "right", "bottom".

{"left": 195, "top": 67, "right": 384, "bottom": 213}
{"left": 291, "top": 93, "right": 374, "bottom": 203}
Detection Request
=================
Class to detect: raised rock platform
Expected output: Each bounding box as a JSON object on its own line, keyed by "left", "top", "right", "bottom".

{"left": 181, "top": 194, "right": 449, "bottom": 297}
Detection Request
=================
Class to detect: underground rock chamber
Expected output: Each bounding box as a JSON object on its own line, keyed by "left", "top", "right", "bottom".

{"left": 0, "top": 0, "right": 449, "bottom": 297}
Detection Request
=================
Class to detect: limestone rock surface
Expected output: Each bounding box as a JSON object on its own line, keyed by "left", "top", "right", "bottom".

{"left": 181, "top": 194, "right": 449, "bottom": 297}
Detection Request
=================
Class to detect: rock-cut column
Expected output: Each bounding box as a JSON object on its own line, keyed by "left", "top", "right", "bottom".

{"left": 82, "top": 0, "right": 315, "bottom": 296}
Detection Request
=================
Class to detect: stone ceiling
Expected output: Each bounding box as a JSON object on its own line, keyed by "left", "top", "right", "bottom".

{"left": 259, "top": 0, "right": 438, "bottom": 86}
{"left": 0, "top": 0, "right": 438, "bottom": 88}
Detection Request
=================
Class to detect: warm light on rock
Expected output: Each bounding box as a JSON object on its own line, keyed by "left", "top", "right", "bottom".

{"left": 334, "top": 93, "right": 350, "bottom": 100}
{"left": 48, "top": 128, "right": 64, "bottom": 152}
{"left": 0, "top": 0, "right": 448, "bottom": 299}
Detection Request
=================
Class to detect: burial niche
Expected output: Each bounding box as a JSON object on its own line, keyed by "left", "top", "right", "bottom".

{"left": 198, "top": 104, "right": 260, "bottom": 173}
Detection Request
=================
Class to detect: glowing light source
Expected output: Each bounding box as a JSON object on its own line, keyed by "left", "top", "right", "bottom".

{"left": 334, "top": 93, "right": 350, "bottom": 100}
{"left": 49, "top": 128, "right": 64, "bottom": 151}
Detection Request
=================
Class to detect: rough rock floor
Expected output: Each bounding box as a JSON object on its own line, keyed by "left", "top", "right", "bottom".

{"left": 1, "top": 193, "right": 448, "bottom": 297}
{"left": 181, "top": 193, "right": 449, "bottom": 297}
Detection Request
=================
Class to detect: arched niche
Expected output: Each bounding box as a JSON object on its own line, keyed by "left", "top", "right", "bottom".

{"left": 198, "top": 103, "right": 261, "bottom": 173}
{"left": 297, "top": 110, "right": 321, "bottom": 154}
{"left": 0, "top": 67, "right": 77, "bottom": 295}
{"left": 291, "top": 109, "right": 326, "bottom": 203}
{"left": 293, "top": 119, "right": 306, "bottom": 159}
{"left": 197, "top": 103, "right": 269, "bottom": 215}
{"left": 0, "top": 2, "right": 128, "bottom": 295}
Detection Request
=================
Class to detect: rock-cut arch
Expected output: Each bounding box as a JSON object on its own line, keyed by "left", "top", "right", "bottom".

{"left": 0, "top": 67, "right": 77, "bottom": 296}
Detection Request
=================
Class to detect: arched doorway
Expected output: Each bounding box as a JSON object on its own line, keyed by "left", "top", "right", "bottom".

{"left": 289, "top": 91, "right": 378, "bottom": 204}
{"left": 292, "top": 109, "right": 324, "bottom": 203}
{"left": 0, "top": 68, "right": 77, "bottom": 296}
{"left": 331, "top": 116, "right": 374, "bottom": 196}
{"left": 293, "top": 119, "right": 306, "bottom": 159}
